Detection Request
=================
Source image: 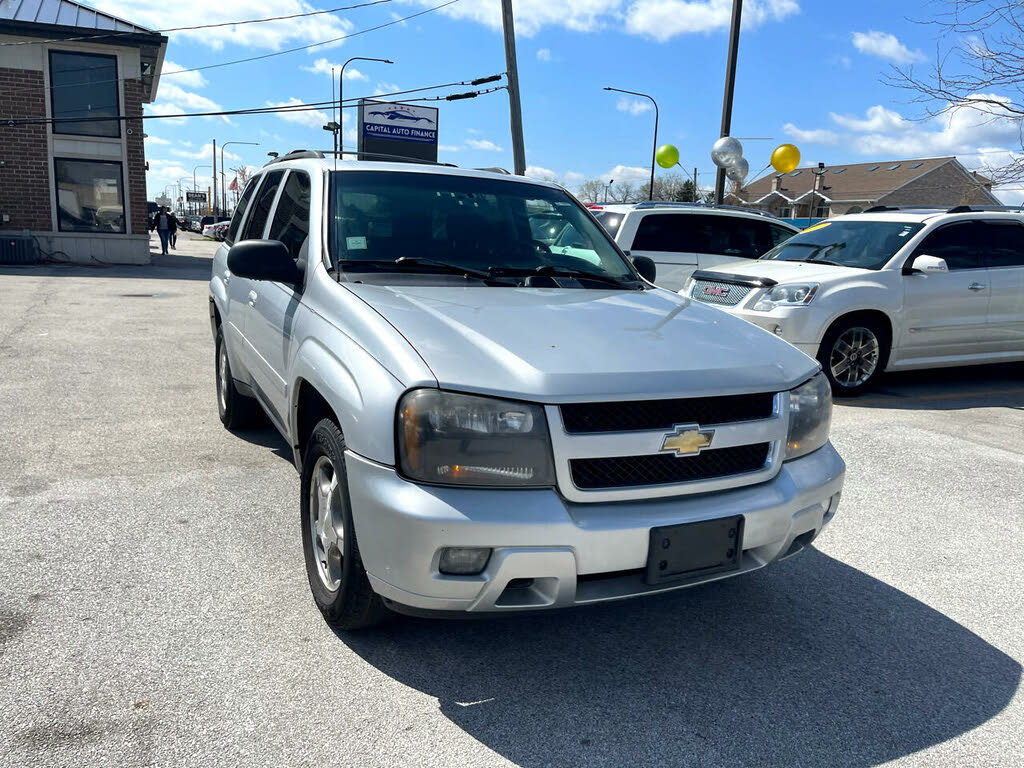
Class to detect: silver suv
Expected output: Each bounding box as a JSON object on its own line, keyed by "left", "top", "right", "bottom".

{"left": 208, "top": 151, "right": 844, "bottom": 629}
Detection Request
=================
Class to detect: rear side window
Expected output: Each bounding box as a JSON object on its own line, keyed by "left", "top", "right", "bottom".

{"left": 593, "top": 211, "right": 623, "bottom": 238}
{"left": 226, "top": 178, "right": 259, "bottom": 245}
{"left": 241, "top": 171, "right": 285, "bottom": 240}
{"left": 981, "top": 221, "right": 1024, "bottom": 268}
{"left": 914, "top": 222, "right": 984, "bottom": 270}
{"left": 632, "top": 214, "right": 700, "bottom": 252}
{"left": 268, "top": 171, "right": 311, "bottom": 261}
{"left": 705, "top": 216, "right": 775, "bottom": 259}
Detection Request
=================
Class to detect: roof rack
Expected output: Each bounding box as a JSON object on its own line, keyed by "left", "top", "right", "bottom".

{"left": 474, "top": 166, "right": 511, "bottom": 175}
{"left": 264, "top": 149, "right": 325, "bottom": 165}
{"left": 946, "top": 204, "right": 1024, "bottom": 213}
{"left": 862, "top": 205, "right": 900, "bottom": 213}
{"left": 632, "top": 201, "right": 782, "bottom": 219}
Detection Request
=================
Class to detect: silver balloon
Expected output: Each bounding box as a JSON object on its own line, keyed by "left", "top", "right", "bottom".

{"left": 726, "top": 156, "right": 749, "bottom": 182}
{"left": 711, "top": 136, "right": 743, "bottom": 169}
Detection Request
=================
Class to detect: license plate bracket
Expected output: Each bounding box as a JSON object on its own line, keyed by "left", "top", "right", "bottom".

{"left": 645, "top": 515, "right": 744, "bottom": 585}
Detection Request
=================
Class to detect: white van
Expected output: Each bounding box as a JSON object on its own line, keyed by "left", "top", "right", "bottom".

{"left": 587, "top": 202, "right": 800, "bottom": 292}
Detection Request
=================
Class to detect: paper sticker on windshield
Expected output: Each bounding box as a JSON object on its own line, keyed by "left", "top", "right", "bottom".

{"left": 897, "top": 225, "right": 914, "bottom": 237}
{"left": 803, "top": 222, "right": 831, "bottom": 233}
{"left": 346, "top": 236, "right": 367, "bottom": 250}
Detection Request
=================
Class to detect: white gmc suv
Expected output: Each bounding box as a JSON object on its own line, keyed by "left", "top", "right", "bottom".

{"left": 685, "top": 208, "right": 1024, "bottom": 395}
{"left": 209, "top": 151, "right": 844, "bottom": 629}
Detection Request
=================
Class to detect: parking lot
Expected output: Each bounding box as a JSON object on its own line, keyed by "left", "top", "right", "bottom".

{"left": 1, "top": 234, "right": 1022, "bottom": 767}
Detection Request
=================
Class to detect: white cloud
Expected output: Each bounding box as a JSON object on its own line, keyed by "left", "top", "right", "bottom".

{"left": 783, "top": 122, "right": 840, "bottom": 145}
{"left": 467, "top": 138, "right": 503, "bottom": 151}
{"left": 851, "top": 30, "right": 925, "bottom": 64}
{"left": 536, "top": 48, "right": 552, "bottom": 61}
{"left": 438, "top": 144, "right": 461, "bottom": 152}
{"left": 144, "top": 135, "right": 171, "bottom": 146}
{"left": 160, "top": 60, "right": 207, "bottom": 89}
{"left": 158, "top": 83, "right": 223, "bottom": 113}
{"left": 600, "top": 164, "right": 650, "bottom": 184}
{"left": 267, "top": 97, "right": 331, "bottom": 128}
{"left": 625, "top": 0, "right": 799, "bottom": 43}
{"left": 829, "top": 105, "right": 911, "bottom": 133}
{"left": 301, "top": 58, "right": 371, "bottom": 80}
{"left": 418, "top": 0, "right": 621, "bottom": 35}
{"left": 616, "top": 96, "right": 652, "bottom": 116}
{"left": 375, "top": 82, "right": 401, "bottom": 96}
{"left": 145, "top": 102, "right": 187, "bottom": 125}
{"left": 563, "top": 171, "right": 585, "bottom": 184}
{"left": 171, "top": 143, "right": 242, "bottom": 162}
{"left": 91, "top": 0, "right": 355, "bottom": 50}
{"left": 525, "top": 165, "right": 558, "bottom": 180}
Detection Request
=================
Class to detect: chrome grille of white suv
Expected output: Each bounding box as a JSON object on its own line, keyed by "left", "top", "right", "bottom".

{"left": 691, "top": 279, "right": 752, "bottom": 307}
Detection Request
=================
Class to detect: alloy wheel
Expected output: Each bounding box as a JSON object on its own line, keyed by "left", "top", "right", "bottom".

{"left": 830, "top": 326, "right": 880, "bottom": 388}
{"left": 308, "top": 455, "right": 344, "bottom": 592}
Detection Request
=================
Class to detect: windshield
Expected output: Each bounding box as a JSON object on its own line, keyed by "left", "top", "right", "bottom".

{"left": 760, "top": 220, "right": 924, "bottom": 270}
{"left": 329, "top": 171, "right": 636, "bottom": 283}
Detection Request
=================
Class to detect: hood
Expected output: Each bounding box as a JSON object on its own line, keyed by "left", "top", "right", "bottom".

{"left": 343, "top": 284, "right": 818, "bottom": 401}
{"left": 701, "top": 259, "right": 871, "bottom": 285}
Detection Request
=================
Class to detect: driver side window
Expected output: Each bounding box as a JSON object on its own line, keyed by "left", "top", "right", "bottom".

{"left": 913, "top": 222, "right": 984, "bottom": 271}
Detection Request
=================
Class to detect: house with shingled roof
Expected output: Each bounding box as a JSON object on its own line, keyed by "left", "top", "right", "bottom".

{"left": 731, "top": 157, "right": 1001, "bottom": 226}
{"left": 0, "top": 0, "right": 167, "bottom": 263}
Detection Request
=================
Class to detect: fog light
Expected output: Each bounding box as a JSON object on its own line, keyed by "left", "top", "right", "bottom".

{"left": 438, "top": 547, "right": 492, "bottom": 575}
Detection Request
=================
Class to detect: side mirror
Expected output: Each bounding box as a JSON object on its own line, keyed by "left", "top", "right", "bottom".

{"left": 227, "top": 240, "right": 303, "bottom": 284}
{"left": 905, "top": 254, "right": 948, "bottom": 275}
{"left": 632, "top": 255, "right": 656, "bottom": 283}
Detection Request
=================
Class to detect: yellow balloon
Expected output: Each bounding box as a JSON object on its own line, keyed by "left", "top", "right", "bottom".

{"left": 656, "top": 144, "right": 680, "bottom": 169}
{"left": 771, "top": 143, "right": 801, "bottom": 174}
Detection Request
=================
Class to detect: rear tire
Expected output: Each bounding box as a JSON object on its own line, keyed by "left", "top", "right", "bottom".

{"left": 300, "top": 418, "right": 389, "bottom": 630}
{"left": 215, "top": 326, "right": 261, "bottom": 429}
{"left": 818, "top": 318, "right": 889, "bottom": 397}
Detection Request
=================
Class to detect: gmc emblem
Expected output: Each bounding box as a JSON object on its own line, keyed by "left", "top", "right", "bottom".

{"left": 703, "top": 285, "right": 730, "bottom": 297}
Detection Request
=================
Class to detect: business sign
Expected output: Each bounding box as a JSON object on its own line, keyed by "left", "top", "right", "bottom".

{"left": 358, "top": 99, "right": 439, "bottom": 163}
{"left": 186, "top": 191, "right": 207, "bottom": 203}
{"left": 154, "top": 195, "right": 171, "bottom": 207}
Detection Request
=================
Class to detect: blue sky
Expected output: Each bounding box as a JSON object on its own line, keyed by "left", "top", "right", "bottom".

{"left": 85, "top": 0, "right": 1023, "bottom": 202}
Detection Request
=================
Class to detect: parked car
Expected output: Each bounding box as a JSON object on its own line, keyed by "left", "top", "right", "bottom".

{"left": 209, "top": 151, "right": 844, "bottom": 629}
{"left": 588, "top": 202, "right": 800, "bottom": 291}
{"left": 198, "top": 215, "right": 230, "bottom": 234}
{"left": 203, "top": 221, "right": 230, "bottom": 240}
{"left": 683, "top": 207, "right": 1024, "bottom": 396}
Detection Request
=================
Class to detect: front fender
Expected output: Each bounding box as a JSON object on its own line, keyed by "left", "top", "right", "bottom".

{"left": 289, "top": 336, "right": 410, "bottom": 466}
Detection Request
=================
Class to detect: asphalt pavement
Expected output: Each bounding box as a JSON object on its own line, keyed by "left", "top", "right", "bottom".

{"left": 0, "top": 234, "right": 1021, "bottom": 767}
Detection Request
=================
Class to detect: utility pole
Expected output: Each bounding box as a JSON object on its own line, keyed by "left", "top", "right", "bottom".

{"left": 212, "top": 139, "right": 217, "bottom": 217}
{"left": 694, "top": 167, "right": 698, "bottom": 202}
{"left": 714, "top": 0, "right": 743, "bottom": 205}
{"left": 501, "top": 0, "right": 526, "bottom": 175}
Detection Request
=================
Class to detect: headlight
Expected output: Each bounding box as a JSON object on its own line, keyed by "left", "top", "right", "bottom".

{"left": 753, "top": 283, "right": 819, "bottom": 311}
{"left": 682, "top": 276, "right": 695, "bottom": 295}
{"left": 397, "top": 389, "right": 555, "bottom": 487}
{"left": 786, "top": 372, "right": 832, "bottom": 460}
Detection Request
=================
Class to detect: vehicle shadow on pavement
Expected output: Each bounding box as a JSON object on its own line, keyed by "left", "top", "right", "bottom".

{"left": 342, "top": 551, "right": 1020, "bottom": 768}
{"left": 845, "top": 362, "right": 1024, "bottom": 411}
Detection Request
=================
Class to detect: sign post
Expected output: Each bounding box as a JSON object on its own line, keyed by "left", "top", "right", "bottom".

{"left": 358, "top": 99, "right": 439, "bottom": 163}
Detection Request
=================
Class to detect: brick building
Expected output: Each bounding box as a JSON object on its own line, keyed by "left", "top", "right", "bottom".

{"left": 731, "top": 157, "right": 1001, "bottom": 226}
{"left": 0, "top": 0, "right": 166, "bottom": 264}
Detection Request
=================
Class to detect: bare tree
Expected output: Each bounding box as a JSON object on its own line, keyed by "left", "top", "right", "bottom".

{"left": 887, "top": 0, "right": 1024, "bottom": 182}
{"left": 230, "top": 165, "right": 254, "bottom": 187}
{"left": 576, "top": 179, "right": 605, "bottom": 203}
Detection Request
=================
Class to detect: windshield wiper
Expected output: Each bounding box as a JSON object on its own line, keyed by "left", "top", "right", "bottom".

{"left": 394, "top": 257, "right": 493, "bottom": 280}
{"left": 789, "top": 258, "right": 844, "bottom": 267}
{"left": 489, "top": 264, "right": 635, "bottom": 288}
{"left": 338, "top": 257, "right": 495, "bottom": 281}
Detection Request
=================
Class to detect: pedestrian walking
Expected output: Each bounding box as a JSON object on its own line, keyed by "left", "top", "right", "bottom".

{"left": 150, "top": 206, "right": 178, "bottom": 255}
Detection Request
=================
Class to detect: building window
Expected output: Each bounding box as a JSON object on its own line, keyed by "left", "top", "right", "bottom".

{"left": 54, "top": 158, "right": 126, "bottom": 233}
{"left": 49, "top": 50, "right": 121, "bottom": 138}
{"left": 780, "top": 207, "right": 792, "bottom": 218}
{"left": 814, "top": 205, "right": 829, "bottom": 218}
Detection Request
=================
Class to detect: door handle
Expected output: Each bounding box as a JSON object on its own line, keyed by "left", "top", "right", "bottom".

{"left": 968, "top": 282, "right": 986, "bottom": 291}
{"left": 248, "top": 290, "right": 258, "bottom": 307}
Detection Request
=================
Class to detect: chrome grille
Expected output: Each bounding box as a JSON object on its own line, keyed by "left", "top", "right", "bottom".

{"left": 691, "top": 280, "right": 751, "bottom": 307}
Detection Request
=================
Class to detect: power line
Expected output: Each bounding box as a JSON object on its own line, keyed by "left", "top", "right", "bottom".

{"left": 0, "top": 0, "right": 396, "bottom": 47}
{"left": 1, "top": 79, "right": 504, "bottom": 127}
{"left": 4, "top": 0, "right": 461, "bottom": 99}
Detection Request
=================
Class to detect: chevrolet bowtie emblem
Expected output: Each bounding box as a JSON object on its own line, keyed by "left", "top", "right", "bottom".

{"left": 660, "top": 425, "right": 715, "bottom": 457}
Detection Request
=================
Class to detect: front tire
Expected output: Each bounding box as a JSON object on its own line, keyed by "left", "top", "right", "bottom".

{"left": 818, "top": 318, "right": 889, "bottom": 397}
{"left": 300, "top": 418, "right": 389, "bottom": 630}
{"left": 215, "top": 326, "right": 261, "bottom": 429}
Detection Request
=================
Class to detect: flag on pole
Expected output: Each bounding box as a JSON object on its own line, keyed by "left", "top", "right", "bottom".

{"left": 228, "top": 177, "right": 239, "bottom": 191}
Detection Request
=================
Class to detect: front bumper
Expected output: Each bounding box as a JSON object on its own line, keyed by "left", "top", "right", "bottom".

{"left": 345, "top": 443, "right": 845, "bottom": 614}
{"left": 694, "top": 300, "right": 826, "bottom": 359}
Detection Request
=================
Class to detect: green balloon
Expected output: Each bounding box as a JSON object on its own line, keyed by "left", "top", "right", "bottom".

{"left": 656, "top": 144, "right": 680, "bottom": 169}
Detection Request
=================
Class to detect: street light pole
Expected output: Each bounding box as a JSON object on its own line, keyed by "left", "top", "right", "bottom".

{"left": 339, "top": 57, "right": 393, "bottom": 155}
{"left": 193, "top": 164, "right": 211, "bottom": 215}
{"left": 219, "top": 141, "right": 259, "bottom": 214}
{"left": 714, "top": 0, "right": 744, "bottom": 205}
{"left": 604, "top": 87, "right": 659, "bottom": 201}
{"left": 500, "top": 0, "right": 526, "bottom": 176}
